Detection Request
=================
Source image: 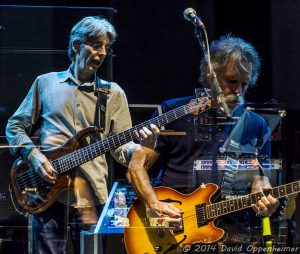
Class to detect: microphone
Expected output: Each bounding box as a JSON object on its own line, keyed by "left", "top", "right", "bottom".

{"left": 183, "top": 8, "right": 204, "bottom": 28}
{"left": 225, "top": 93, "right": 245, "bottom": 105}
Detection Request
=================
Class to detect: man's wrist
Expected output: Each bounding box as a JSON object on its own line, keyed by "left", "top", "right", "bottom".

{"left": 20, "top": 146, "right": 35, "bottom": 159}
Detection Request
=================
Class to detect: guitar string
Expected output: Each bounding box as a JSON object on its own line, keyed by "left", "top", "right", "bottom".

{"left": 15, "top": 100, "right": 209, "bottom": 189}
{"left": 125, "top": 184, "right": 299, "bottom": 228}
{"left": 181, "top": 184, "right": 299, "bottom": 224}
{"left": 16, "top": 164, "right": 298, "bottom": 209}
{"left": 150, "top": 183, "right": 299, "bottom": 224}
{"left": 127, "top": 187, "right": 297, "bottom": 228}
{"left": 14, "top": 104, "right": 192, "bottom": 188}
{"left": 16, "top": 168, "right": 298, "bottom": 217}
{"left": 15, "top": 175, "right": 300, "bottom": 225}
{"left": 134, "top": 184, "right": 300, "bottom": 229}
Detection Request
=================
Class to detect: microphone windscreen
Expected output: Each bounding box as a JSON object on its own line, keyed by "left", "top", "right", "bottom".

{"left": 225, "top": 94, "right": 237, "bottom": 103}
{"left": 183, "top": 8, "right": 196, "bottom": 21}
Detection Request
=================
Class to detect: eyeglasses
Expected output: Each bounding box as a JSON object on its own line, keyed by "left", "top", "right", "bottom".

{"left": 81, "top": 41, "right": 113, "bottom": 55}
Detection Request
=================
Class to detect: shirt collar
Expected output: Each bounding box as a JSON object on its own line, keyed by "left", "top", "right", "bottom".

{"left": 58, "top": 66, "right": 96, "bottom": 88}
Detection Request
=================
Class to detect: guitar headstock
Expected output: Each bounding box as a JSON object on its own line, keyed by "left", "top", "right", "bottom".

{"left": 188, "top": 97, "right": 211, "bottom": 115}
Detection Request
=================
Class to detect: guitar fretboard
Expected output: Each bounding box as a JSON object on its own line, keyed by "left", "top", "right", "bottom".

{"left": 205, "top": 180, "right": 300, "bottom": 219}
{"left": 51, "top": 99, "right": 209, "bottom": 174}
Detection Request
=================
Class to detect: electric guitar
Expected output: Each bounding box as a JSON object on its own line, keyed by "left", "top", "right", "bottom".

{"left": 124, "top": 181, "right": 300, "bottom": 254}
{"left": 10, "top": 98, "right": 209, "bottom": 214}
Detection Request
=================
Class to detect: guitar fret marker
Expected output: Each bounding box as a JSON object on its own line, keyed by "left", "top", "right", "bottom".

{"left": 12, "top": 98, "right": 209, "bottom": 213}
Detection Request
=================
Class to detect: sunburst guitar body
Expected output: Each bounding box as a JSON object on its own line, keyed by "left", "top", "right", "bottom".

{"left": 124, "top": 180, "right": 300, "bottom": 254}
{"left": 124, "top": 184, "right": 223, "bottom": 254}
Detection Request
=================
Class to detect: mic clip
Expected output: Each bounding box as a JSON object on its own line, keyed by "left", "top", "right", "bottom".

{"left": 209, "top": 72, "right": 231, "bottom": 118}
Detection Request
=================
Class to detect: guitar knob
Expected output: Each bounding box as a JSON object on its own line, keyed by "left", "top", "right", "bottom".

{"left": 154, "top": 246, "right": 162, "bottom": 252}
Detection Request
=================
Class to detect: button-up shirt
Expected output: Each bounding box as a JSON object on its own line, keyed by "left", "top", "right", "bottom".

{"left": 6, "top": 67, "right": 137, "bottom": 206}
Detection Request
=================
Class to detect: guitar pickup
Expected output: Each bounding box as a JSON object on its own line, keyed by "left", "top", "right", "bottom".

{"left": 22, "top": 187, "right": 37, "bottom": 195}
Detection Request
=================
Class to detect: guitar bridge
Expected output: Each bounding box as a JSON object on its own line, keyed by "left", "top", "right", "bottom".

{"left": 147, "top": 216, "right": 183, "bottom": 231}
{"left": 21, "top": 187, "right": 43, "bottom": 206}
{"left": 149, "top": 218, "right": 170, "bottom": 228}
{"left": 196, "top": 203, "right": 208, "bottom": 227}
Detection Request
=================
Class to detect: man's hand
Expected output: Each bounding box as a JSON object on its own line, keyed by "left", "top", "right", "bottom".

{"left": 251, "top": 175, "right": 279, "bottom": 217}
{"left": 148, "top": 200, "right": 183, "bottom": 224}
{"left": 27, "top": 148, "right": 57, "bottom": 183}
{"left": 134, "top": 123, "right": 160, "bottom": 149}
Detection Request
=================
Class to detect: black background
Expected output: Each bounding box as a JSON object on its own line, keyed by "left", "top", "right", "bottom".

{"left": 0, "top": 0, "right": 297, "bottom": 176}
{"left": 0, "top": 0, "right": 300, "bottom": 251}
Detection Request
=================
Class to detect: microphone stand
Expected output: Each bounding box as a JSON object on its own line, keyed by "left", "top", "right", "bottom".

{"left": 193, "top": 25, "right": 231, "bottom": 117}
{"left": 262, "top": 216, "right": 273, "bottom": 254}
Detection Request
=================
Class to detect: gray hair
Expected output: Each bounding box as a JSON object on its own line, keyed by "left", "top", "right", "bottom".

{"left": 68, "top": 16, "right": 117, "bottom": 61}
{"left": 200, "top": 34, "right": 261, "bottom": 88}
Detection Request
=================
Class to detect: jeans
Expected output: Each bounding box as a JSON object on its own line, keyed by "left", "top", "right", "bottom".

{"left": 32, "top": 202, "right": 103, "bottom": 254}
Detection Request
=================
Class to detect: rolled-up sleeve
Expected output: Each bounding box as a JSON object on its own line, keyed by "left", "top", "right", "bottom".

{"left": 108, "top": 84, "right": 138, "bottom": 166}
{"left": 5, "top": 77, "right": 42, "bottom": 155}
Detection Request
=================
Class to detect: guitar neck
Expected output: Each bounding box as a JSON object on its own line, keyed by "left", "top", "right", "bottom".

{"left": 53, "top": 99, "right": 209, "bottom": 174}
{"left": 206, "top": 180, "right": 300, "bottom": 219}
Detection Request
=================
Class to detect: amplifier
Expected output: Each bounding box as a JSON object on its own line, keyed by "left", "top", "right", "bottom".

{"left": 0, "top": 143, "right": 22, "bottom": 221}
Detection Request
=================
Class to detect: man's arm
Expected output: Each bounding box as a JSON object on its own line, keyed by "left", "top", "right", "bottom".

{"left": 127, "top": 146, "right": 182, "bottom": 221}
{"left": 108, "top": 85, "right": 160, "bottom": 167}
{"left": 251, "top": 175, "right": 279, "bottom": 216}
{"left": 249, "top": 114, "right": 279, "bottom": 216}
{"left": 6, "top": 77, "right": 56, "bottom": 183}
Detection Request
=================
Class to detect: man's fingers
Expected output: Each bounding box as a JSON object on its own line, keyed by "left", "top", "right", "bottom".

{"left": 267, "top": 194, "right": 280, "bottom": 206}
{"left": 260, "top": 195, "right": 279, "bottom": 214}
{"left": 150, "top": 124, "right": 160, "bottom": 134}
{"left": 27, "top": 149, "right": 56, "bottom": 184}
{"left": 133, "top": 125, "right": 159, "bottom": 149}
{"left": 134, "top": 125, "right": 160, "bottom": 139}
{"left": 158, "top": 203, "right": 182, "bottom": 218}
{"left": 260, "top": 196, "right": 271, "bottom": 209}
{"left": 44, "top": 160, "right": 57, "bottom": 174}
{"left": 37, "top": 164, "right": 56, "bottom": 183}
{"left": 139, "top": 129, "right": 148, "bottom": 139}
{"left": 167, "top": 203, "right": 183, "bottom": 215}
{"left": 133, "top": 129, "right": 147, "bottom": 141}
{"left": 251, "top": 198, "right": 277, "bottom": 217}
{"left": 251, "top": 204, "right": 260, "bottom": 213}
{"left": 133, "top": 130, "right": 139, "bottom": 138}
{"left": 165, "top": 217, "right": 182, "bottom": 224}
{"left": 142, "top": 127, "right": 152, "bottom": 136}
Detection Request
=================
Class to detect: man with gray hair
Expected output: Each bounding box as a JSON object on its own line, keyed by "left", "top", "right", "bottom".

{"left": 127, "top": 35, "right": 279, "bottom": 253}
{"left": 6, "top": 16, "right": 157, "bottom": 253}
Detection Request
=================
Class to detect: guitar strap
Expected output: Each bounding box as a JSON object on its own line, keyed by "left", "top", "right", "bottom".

{"left": 220, "top": 157, "right": 238, "bottom": 199}
{"left": 94, "top": 77, "right": 111, "bottom": 134}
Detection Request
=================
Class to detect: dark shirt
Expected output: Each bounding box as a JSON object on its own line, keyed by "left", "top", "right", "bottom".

{"left": 154, "top": 95, "right": 271, "bottom": 193}
{"left": 153, "top": 95, "right": 272, "bottom": 242}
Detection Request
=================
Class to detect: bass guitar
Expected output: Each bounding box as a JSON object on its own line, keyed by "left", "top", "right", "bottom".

{"left": 10, "top": 98, "right": 209, "bottom": 214}
{"left": 124, "top": 181, "right": 300, "bottom": 254}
